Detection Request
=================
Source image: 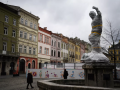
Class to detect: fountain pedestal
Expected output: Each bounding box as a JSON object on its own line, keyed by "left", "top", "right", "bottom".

{"left": 82, "top": 62, "right": 114, "bottom": 88}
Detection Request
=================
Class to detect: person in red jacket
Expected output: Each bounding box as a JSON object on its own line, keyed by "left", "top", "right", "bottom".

{"left": 26, "top": 72, "right": 34, "bottom": 89}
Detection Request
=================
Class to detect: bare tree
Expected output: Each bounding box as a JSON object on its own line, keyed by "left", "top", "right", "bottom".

{"left": 101, "top": 20, "right": 120, "bottom": 79}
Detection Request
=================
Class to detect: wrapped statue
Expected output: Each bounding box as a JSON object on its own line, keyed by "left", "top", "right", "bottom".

{"left": 81, "top": 6, "right": 109, "bottom": 63}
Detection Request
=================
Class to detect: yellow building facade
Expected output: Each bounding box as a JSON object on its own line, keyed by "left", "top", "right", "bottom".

{"left": 75, "top": 44, "right": 81, "bottom": 63}
{"left": 108, "top": 41, "right": 120, "bottom": 67}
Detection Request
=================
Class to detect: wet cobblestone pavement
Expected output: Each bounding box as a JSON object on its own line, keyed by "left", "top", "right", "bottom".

{"left": 1, "top": 74, "right": 120, "bottom": 90}
{"left": 0, "top": 74, "right": 44, "bottom": 90}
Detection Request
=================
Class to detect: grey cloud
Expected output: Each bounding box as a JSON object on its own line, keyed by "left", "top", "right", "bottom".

{"left": 1, "top": 0, "right": 120, "bottom": 44}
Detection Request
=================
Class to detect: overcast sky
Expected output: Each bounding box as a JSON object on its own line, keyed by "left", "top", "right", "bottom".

{"left": 1, "top": 0, "right": 120, "bottom": 47}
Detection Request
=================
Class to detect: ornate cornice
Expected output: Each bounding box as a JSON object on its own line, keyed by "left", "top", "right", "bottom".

{"left": 19, "top": 26, "right": 37, "bottom": 34}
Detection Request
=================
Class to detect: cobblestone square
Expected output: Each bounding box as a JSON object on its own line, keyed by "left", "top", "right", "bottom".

{"left": 0, "top": 74, "right": 44, "bottom": 90}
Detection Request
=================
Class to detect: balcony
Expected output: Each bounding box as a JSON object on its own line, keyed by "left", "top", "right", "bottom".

{"left": 63, "top": 57, "right": 68, "bottom": 63}
{"left": 72, "top": 55, "right": 75, "bottom": 58}
{"left": 0, "top": 50, "right": 20, "bottom": 57}
{"left": 63, "top": 57, "right": 68, "bottom": 60}
{"left": 69, "top": 54, "right": 75, "bottom": 58}
{"left": 70, "top": 54, "right": 75, "bottom": 58}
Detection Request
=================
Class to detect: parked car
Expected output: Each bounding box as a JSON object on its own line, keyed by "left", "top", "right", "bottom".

{"left": 13, "top": 70, "right": 19, "bottom": 76}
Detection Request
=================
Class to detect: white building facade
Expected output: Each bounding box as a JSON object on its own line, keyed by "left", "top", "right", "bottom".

{"left": 38, "top": 27, "right": 51, "bottom": 68}
{"left": 61, "top": 40, "right": 69, "bottom": 63}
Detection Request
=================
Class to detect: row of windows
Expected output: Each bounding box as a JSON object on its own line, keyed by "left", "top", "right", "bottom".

{"left": 39, "top": 34, "right": 50, "bottom": 44}
{"left": 20, "top": 31, "right": 36, "bottom": 41}
{"left": 19, "top": 45, "right": 36, "bottom": 55}
{"left": 69, "top": 58, "right": 75, "bottom": 62}
{"left": 110, "top": 57, "right": 120, "bottom": 60}
{"left": 4, "top": 27, "right": 37, "bottom": 41}
{"left": 69, "top": 44, "right": 75, "bottom": 49}
{"left": 39, "top": 47, "right": 49, "bottom": 55}
{"left": 76, "top": 47, "right": 80, "bottom": 52}
{"left": 20, "top": 18, "right": 36, "bottom": 29}
{"left": 51, "top": 40, "right": 60, "bottom": 48}
{"left": 76, "top": 54, "right": 80, "bottom": 60}
{"left": 51, "top": 50, "right": 60, "bottom": 57}
{"left": 5, "top": 15, "right": 16, "bottom": 26}
{"left": 4, "top": 27, "right": 16, "bottom": 37}
{"left": 61, "top": 43, "right": 68, "bottom": 50}
{"left": 28, "top": 61, "right": 35, "bottom": 69}
{"left": 110, "top": 51, "right": 120, "bottom": 54}
{"left": 3, "top": 42, "right": 15, "bottom": 53}
{"left": 69, "top": 51, "right": 75, "bottom": 55}
{"left": 61, "top": 52, "right": 68, "bottom": 57}
{"left": 2, "top": 42, "right": 81, "bottom": 58}
{"left": 45, "top": 36, "right": 50, "bottom": 44}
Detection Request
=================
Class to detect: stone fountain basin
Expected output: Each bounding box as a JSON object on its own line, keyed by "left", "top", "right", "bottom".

{"left": 37, "top": 79, "right": 115, "bottom": 90}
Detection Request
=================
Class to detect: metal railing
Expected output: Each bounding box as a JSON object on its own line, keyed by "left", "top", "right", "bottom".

{"left": 69, "top": 54, "right": 75, "bottom": 58}
{"left": 41, "top": 63, "right": 84, "bottom": 69}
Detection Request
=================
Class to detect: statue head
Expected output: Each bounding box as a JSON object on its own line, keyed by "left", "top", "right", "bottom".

{"left": 89, "top": 11, "right": 96, "bottom": 19}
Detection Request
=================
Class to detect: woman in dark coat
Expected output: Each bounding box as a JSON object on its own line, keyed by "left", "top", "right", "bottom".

{"left": 63, "top": 69, "right": 68, "bottom": 79}
{"left": 26, "top": 72, "right": 34, "bottom": 89}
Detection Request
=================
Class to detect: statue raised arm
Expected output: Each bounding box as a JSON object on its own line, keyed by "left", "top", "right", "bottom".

{"left": 81, "top": 6, "right": 109, "bottom": 63}
{"left": 92, "top": 6, "right": 101, "bottom": 16}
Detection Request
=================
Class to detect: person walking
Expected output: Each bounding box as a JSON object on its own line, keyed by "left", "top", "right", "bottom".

{"left": 63, "top": 69, "right": 68, "bottom": 79}
{"left": 26, "top": 72, "right": 34, "bottom": 89}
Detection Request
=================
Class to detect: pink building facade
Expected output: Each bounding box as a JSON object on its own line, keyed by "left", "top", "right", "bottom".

{"left": 50, "top": 33, "right": 61, "bottom": 64}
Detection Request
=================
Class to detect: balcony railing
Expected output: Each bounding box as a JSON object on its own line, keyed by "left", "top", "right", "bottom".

{"left": 0, "top": 50, "right": 20, "bottom": 57}
{"left": 63, "top": 57, "right": 68, "bottom": 60}
{"left": 72, "top": 55, "right": 75, "bottom": 58}
{"left": 69, "top": 54, "right": 75, "bottom": 58}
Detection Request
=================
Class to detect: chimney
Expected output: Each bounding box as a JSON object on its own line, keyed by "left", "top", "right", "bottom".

{"left": 44, "top": 27, "right": 47, "bottom": 30}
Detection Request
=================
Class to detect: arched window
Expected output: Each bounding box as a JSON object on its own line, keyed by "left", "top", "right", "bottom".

{"left": 32, "top": 60, "right": 35, "bottom": 69}
{"left": 28, "top": 63, "right": 31, "bottom": 69}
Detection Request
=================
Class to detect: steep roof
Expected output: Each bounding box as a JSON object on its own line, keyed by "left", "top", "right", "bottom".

{"left": 39, "top": 27, "right": 52, "bottom": 35}
{"left": 0, "top": 2, "right": 19, "bottom": 15}
{"left": 6, "top": 4, "right": 40, "bottom": 20}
